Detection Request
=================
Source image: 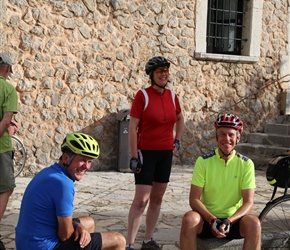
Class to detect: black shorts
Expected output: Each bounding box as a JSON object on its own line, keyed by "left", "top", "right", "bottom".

{"left": 198, "top": 218, "right": 242, "bottom": 240}
{"left": 53, "top": 232, "right": 102, "bottom": 250}
{"left": 134, "top": 150, "right": 173, "bottom": 185}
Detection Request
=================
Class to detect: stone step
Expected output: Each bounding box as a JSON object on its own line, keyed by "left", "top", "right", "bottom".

{"left": 264, "top": 123, "right": 290, "bottom": 135}
{"left": 197, "top": 238, "right": 243, "bottom": 250}
{"left": 196, "top": 234, "right": 289, "bottom": 249}
{"left": 247, "top": 133, "right": 290, "bottom": 148}
{"left": 236, "top": 143, "right": 289, "bottom": 157}
{"left": 236, "top": 143, "right": 289, "bottom": 170}
{"left": 245, "top": 155, "right": 272, "bottom": 170}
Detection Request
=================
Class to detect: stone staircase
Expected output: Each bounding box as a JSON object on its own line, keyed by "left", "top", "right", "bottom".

{"left": 236, "top": 122, "right": 290, "bottom": 170}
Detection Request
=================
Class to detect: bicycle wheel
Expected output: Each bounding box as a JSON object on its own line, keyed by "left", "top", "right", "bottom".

{"left": 11, "top": 135, "right": 27, "bottom": 177}
{"left": 259, "top": 195, "right": 290, "bottom": 249}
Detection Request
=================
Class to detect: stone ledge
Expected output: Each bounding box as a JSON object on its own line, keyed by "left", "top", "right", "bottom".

{"left": 197, "top": 237, "right": 244, "bottom": 250}
{"left": 194, "top": 52, "right": 259, "bottom": 63}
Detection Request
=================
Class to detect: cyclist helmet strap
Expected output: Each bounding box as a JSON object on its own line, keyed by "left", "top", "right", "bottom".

{"left": 219, "top": 148, "right": 233, "bottom": 158}
{"left": 63, "top": 153, "right": 75, "bottom": 168}
{"left": 61, "top": 150, "right": 76, "bottom": 180}
{"left": 150, "top": 73, "right": 167, "bottom": 89}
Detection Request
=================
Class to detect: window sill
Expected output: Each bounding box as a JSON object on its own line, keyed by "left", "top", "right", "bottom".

{"left": 194, "top": 52, "right": 259, "bottom": 64}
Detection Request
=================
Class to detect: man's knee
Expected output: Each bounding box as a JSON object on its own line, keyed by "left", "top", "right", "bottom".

{"left": 114, "top": 232, "right": 126, "bottom": 247}
{"left": 240, "top": 215, "right": 261, "bottom": 237}
{"left": 79, "top": 216, "right": 95, "bottom": 232}
{"left": 182, "top": 211, "right": 202, "bottom": 228}
{"left": 101, "top": 231, "right": 126, "bottom": 248}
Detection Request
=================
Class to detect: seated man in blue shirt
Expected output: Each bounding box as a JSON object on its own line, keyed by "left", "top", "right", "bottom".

{"left": 16, "top": 132, "right": 126, "bottom": 250}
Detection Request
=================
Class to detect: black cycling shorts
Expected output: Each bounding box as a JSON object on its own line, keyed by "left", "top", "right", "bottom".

{"left": 53, "top": 232, "right": 102, "bottom": 250}
{"left": 134, "top": 150, "right": 173, "bottom": 185}
{"left": 198, "top": 218, "right": 242, "bottom": 240}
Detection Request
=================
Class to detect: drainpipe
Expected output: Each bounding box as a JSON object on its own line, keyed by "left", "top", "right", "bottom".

{"left": 0, "top": 0, "right": 6, "bottom": 51}
{"left": 280, "top": 1, "right": 290, "bottom": 115}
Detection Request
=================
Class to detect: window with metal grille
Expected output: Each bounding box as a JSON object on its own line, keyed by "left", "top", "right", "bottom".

{"left": 207, "top": 0, "right": 245, "bottom": 55}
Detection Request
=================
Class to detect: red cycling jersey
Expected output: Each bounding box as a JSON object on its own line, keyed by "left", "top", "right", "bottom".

{"left": 130, "top": 86, "right": 181, "bottom": 150}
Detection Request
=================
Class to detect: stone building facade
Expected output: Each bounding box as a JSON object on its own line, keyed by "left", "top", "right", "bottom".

{"left": 1, "top": 0, "right": 289, "bottom": 175}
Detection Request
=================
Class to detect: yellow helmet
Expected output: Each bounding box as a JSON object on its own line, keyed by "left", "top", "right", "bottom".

{"left": 61, "top": 132, "right": 100, "bottom": 159}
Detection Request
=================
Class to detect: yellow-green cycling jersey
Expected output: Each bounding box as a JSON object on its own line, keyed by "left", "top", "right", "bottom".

{"left": 191, "top": 148, "right": 255, "bottom": 218}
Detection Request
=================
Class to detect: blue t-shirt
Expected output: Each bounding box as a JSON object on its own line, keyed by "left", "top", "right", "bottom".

{"left": 15, "top": 163, "right": 75, "bottom": 250}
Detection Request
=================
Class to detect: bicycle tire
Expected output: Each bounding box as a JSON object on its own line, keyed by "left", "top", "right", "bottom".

{"left": 259, "top": 194, "right": 290, "bottom": 249}
{"left": 11, "top": 135, "right": 27, "bottom": 178}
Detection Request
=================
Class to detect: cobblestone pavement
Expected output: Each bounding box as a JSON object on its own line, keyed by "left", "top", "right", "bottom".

{"left": 0, "top": 166, "right": 280, "bottom": 250}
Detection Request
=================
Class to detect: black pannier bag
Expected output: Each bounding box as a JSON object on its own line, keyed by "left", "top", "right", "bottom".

{"left": 266, "top": 155, "right": 290, "bottom": 199}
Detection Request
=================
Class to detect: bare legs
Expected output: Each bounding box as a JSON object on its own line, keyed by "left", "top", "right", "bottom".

{"left": 180, "top": 211, "right": 261, "bottom": 250}
{"left": 180, "top": 211, "right": 203, "bottom": 250}
{"left": 240, "top": 215, "right": 261, "bottom": 250}
{"left": 100, "top": 231, "right": 126, "bottom": 250}
{"left": 0, "top": 189, "right": 14, "bottom": 221}
{"left": 126, "top": 182, "right": 168, "bottom": 245}
{"left": 79, "top": 216, "right": 126, "bottom": 250}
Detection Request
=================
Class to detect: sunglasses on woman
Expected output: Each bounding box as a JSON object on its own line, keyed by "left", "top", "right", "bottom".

{"left": 155, "top": 67, "right": 169, "bottom": 74}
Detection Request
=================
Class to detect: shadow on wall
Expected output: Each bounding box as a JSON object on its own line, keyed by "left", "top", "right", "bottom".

{"left": 80, "top": 111, "right": 238, "bottom": 172}
{"left": 81, "top": 112, "right": 120, "bottom": 172}
{"left": 174, "top": 118, "right": 218, "bottom": 167}
{"left": 81, "top": 113, "right": 220, "bottom": 172}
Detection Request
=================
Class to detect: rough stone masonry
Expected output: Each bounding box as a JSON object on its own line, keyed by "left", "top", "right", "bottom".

{"left": 0, "top": 0, "right": 288, "bottom": 175}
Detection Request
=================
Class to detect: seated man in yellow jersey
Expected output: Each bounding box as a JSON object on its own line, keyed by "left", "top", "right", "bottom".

{"left": 180, "top": 114, "right": 261, "bottom": 250}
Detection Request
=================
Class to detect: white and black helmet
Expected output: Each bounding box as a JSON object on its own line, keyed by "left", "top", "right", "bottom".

{"left": 145, "top": 56, "right": 170, "bottom": 75}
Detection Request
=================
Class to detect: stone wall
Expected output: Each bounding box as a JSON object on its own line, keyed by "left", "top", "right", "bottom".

{"left": 1, "top": 0, "right": 288, "bottom": 175}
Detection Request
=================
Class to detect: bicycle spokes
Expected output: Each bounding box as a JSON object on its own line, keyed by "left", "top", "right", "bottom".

{"left": 259, "top": 195, "right": 290, "bottom": 248}
{"left": 11, "top": 135, "right": 26, "bottom": 177}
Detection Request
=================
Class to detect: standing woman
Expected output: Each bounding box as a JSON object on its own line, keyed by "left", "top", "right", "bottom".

{"left": 126, "top": 56, "right": 184, "bottom": 250}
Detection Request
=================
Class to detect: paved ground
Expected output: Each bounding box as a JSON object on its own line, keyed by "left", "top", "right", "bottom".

{"left": 0, "top": 166, "right": 283, "bottom": 249}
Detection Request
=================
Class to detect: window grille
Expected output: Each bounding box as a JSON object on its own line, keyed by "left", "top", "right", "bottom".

{"left": 207, "top": 0, "right": 245, "bottom": 55}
